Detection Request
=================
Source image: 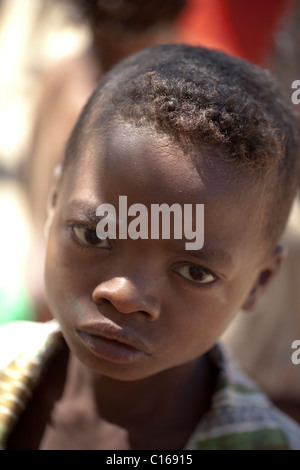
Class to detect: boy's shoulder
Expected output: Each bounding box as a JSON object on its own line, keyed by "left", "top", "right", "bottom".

{"left": 0, "top": 320, "right": 60, "bottom": 370}
{"left": 185, "top": 346, "right": 300, "bottom": 450}
{"left": 0, "top": 320, "right": 61, "bottom": 448}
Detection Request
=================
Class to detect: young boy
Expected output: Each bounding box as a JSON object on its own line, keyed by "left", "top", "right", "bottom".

{"left": 1, "top": 44, "right": 300, "bottom": 450}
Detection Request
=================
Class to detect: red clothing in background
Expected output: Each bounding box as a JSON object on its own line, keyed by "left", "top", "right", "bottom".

{"left": 176, "top": 0, "right": 292, "bottom": 65}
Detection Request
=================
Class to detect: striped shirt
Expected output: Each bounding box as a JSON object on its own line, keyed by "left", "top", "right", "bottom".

{"left": 1, "top": 320, "right": 300, "bottom": 450}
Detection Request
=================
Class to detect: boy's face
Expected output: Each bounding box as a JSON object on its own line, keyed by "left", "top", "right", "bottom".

{"left": 45, "top": 122, "right": 281, "bottom": 381}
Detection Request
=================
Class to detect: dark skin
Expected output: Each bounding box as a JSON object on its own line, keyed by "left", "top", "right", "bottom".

{"left": 8, "top": 123, "right": 283, "bottom": 449}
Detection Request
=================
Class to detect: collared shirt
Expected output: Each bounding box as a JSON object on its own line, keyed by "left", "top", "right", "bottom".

{"left": 1, "top": 320, "right": 300, "bottom": 450}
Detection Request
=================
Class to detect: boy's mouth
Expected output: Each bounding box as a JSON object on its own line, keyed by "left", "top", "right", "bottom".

{"left": 76, "top": 322, "right": 151, "bottom": 364}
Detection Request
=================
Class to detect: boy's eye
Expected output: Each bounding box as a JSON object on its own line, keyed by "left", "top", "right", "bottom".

{"left": 174, "top": 265, "right": 217, "bottom": 285}
{"left": 72, "top": 226, "right": 111, "bottom": 249}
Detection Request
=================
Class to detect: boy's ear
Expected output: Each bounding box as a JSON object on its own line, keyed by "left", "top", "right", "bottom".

{"left": 242, "top": 245, "right": 286, "bottom": 312}
{"left": 44, "top": 164, "right": 62, "bottom": 238}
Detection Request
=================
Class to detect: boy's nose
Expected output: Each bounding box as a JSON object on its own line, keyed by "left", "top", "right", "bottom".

{"left": 92, "top": 276, "right": 160, "bottom": 321}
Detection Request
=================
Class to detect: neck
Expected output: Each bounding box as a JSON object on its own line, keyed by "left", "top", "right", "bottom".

{"left": 62, "top": 352, "right": 217, "bottom": 431}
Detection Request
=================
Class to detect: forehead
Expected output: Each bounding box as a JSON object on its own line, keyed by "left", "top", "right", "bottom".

{"left": 67, "top": 122, "right": 246, "bottom": 204}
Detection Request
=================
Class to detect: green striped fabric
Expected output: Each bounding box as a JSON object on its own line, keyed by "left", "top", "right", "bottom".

{"left": 196, "top": 429, "right": 289, "bottom": 450}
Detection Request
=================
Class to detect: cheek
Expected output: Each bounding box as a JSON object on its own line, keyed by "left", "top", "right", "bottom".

{"left": 44, "top": 235, "right": 66, "bottom": 319}
{"left": 165, "top": 281, "right": 248, "bottom": 357}
{"left": 44, "top": 226, "right": 111, "bottom": 327}
{"left": 45, "top": 219, "right": 89, "bottom": 291}
{"left": 44, "top": 226, "right": 83, "bottom": 318}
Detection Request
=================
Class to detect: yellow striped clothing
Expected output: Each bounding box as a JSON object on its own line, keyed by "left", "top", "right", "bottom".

{"left": 1, "top": 320, "right": 300, "bottom": 450}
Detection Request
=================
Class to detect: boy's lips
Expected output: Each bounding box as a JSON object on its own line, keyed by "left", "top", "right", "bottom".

{"left": 76, "top": 321, "right": 151, "bottom": 364}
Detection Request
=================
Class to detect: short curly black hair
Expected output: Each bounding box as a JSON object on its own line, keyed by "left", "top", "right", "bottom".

{"left": 65, "top": 44, "right": 300, "bottom": 250}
